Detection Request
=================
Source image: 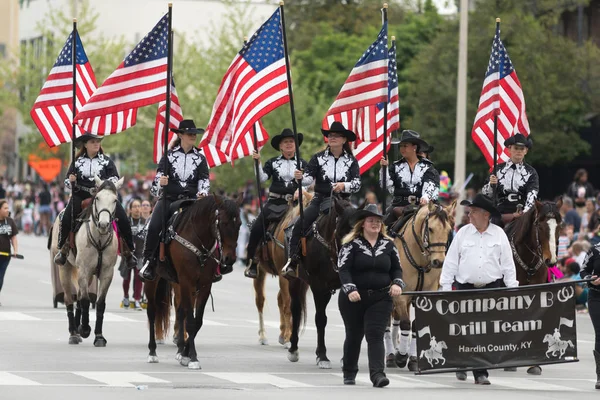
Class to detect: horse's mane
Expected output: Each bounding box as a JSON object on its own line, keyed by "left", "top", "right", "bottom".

{"left": 280, "top": 192, "right": 314, "bottom": 228}
{"left": 186, "top": 194, "right": 238, "bottom": 224}
{"left": 413, "top": 203, "right": 449, "bottom": 227}
{"left": 506, "top": 201, "right": 561, "bottom": 244}
{"left": 81, "top": 180, "right": 118, "bottom": 219}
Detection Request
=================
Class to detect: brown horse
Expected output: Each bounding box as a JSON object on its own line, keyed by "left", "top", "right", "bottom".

{"left": 287, "top": 196, "right": 357, "bottom": 368}
{"left": 389, "top": 201, "right": 456, "bottom": 370}
{"left": 144, "top": 195, "right": 241, "bottom": 369}
{"left": 254, "top": 192, "right": 313, "bottom": 347}
{"left": 503, "top": 199, "right": 562, "bottom": 375}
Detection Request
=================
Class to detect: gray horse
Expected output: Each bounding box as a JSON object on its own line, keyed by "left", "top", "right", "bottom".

{"left": 53, "top": 176, "right": 123, "bottom": 346}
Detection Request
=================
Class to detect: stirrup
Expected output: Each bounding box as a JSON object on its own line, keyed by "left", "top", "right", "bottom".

{"left": 244, "top": 260, "right": 258, "bottom": 279}
{"left": 139, "top": 259, "right": 155, "bottom": 281}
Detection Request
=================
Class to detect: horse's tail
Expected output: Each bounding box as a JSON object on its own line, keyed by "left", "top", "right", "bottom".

{"left": 290, "top": 278, "right": 309, "bottom": 333}
{"left": 47, "top": 225, "right": 53, "bottom": 250}
{"left": 154, "top": 278, "right": 172, "bottom": 341}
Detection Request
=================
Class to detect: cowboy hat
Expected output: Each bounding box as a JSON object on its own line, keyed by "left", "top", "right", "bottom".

{"left": 350, "top": 203, "right": 384, "bottom": 225}
{"left": 271, "top": 128, "right": 303, "bottom": 150}
{"left": 172, "top": 119, "right": 205, "bottom": 135}
{"left": 504, "top": 133, "right": 532, "bottom": 149}
{"left": 74, "top": 133, "right": 103, "bottom": 148}
{"left": 460, "top": 193, "right": 500, "bottom": 217}
{"left": 420, "top": 143, "right": 435, "bottom": 155}
{"left": 321, "top": 121, "right": 357, "bottom": 142}
{"left": 398, "top": 130, "right": 428, "bottom": 149}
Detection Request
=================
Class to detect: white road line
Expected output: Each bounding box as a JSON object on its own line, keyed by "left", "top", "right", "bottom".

{"left": 73, "top": 372, "right": 170, "bottom": 387}
{"left": 0, "top": 312, "right": 41, "bottom": 321}
{"left": 0, "top": 372, "right": 41, "bottom": 386}
{"left": 204, "top": 372, "right": 314, "bottom": 388}
{"left": 484, "top": 377, "right": 583, "bottom": 391}
{"left": 332, "top": 373, "right": 451, "bottom": 388}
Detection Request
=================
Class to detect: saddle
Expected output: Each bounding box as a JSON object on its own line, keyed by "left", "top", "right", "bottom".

{"left": 389, "top": 205, "right": 419, "bottom": 235}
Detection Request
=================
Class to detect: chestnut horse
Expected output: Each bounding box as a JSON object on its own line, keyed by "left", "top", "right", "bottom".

{"left": 144, "top": 195, "right": 241, "bottom": 369}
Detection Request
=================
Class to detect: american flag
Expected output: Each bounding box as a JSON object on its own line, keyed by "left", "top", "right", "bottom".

{"left": 30, "top": 32, "right": 97, "bottom": 147}
{"left": 200, "top": 121, "right": 269, "bottom": 168}
{"left": 353, "top": 42, "right": 400, "bottom": 175}
{"left": 153, "top": 78, "right": 182, "bottom": 164}
{"left": 322, "top": 22, "right": 389, "bottom": 138}
{"left": 200, "top": 9, "right": 288, "bottom": 160}
{"left": 471, "top": 24, "right": 530, "bottom": 167}
{"left": 74, "top": 14, "right": 169, "bottom": 135}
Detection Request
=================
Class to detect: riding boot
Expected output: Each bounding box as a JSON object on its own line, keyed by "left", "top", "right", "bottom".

{"left": 54, "top": 243, "right": 69, "bottom": 265}
{"left": 116, "top": 209, "right": 138, "bottom": 270}
{"left": 282, "top": 252, "right": 301, "bottom": 279}
{"left": 54, "top": 217, "right": 71, "bottom": 266}
{"left": 139, "top": 257, "right": 157, "bottom": 281}
{"left": 244, "top": 258, "right": 258, "bottom": 279}
{"left": 593, "top": 350, "right": 600, "bottom": 389}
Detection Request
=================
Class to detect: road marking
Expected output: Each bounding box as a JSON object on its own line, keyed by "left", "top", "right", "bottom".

{"left": 487, "top": 377, "right": 583, "bottom": 391}
{"left": 73, "top": 372, "right": 169, "bottom": 387}
{"left": 0, "top": 312, "right": 41, "bottom": 321}
{"left": 204, "top": 372, "right": 313, "bottom": 388}
{"left": 332, "top": 373, "right": 450, "bottom": 388}
{"left": 0, "top": 372, "right": 41, "bottom": 386}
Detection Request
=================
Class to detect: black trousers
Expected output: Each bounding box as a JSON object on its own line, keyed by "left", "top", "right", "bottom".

{"left": 455, "top": 278, "right": 505, "bottom": 379}
{"left": 288, "top": 196, "right": 325, "bottom": 256}
{"left": 246, "top": 199, "right": 287, "bottom": 262}
{"left": 339, "top": 289, "right": 393, "bottom": 380}
{"left": 142, "top": 198, "right": 171, "bottom": 260}
{"left": 588, "top": 290, "right": 600, "bottom": 352}
{"left": 58, "top": 192, "right": 134, "bottom": 251}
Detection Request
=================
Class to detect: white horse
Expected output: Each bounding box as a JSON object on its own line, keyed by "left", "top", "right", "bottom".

{"left": 56, "top": 176, "right": 123, "bottom": 346}
{"left": 419, "top": 341, "right": 447, "bottom": 367}
{"left": 543, "top": 334, "right": 575, "bottom": 358}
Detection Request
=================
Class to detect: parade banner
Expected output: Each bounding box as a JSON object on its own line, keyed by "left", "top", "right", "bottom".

{"left": 412, "top": 281, "right": 581, "bottom": 374}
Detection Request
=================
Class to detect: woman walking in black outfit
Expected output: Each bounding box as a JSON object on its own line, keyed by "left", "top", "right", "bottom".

{"left": 580, "top": 242, "right": 600, "bottom": 389}
{"left": 337, "top": 204, "right": 405, "bottom": 387}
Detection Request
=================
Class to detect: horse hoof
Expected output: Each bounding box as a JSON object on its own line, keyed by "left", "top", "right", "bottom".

{"left": 278, "top": 335, "right": 285, "bottom": 346}
{"left": 156, "top": 339, "right": 165, "bottom": 345}
{"left": 395, "top": 352, "right": 408, "bottom": 368}
{"left": 175, "top": 353, "right": 182, "bottom": 361}
{"left": 288, "top": 350, "right": 299, "bottom": 362}
{"left": 188, "top": 361, "right": 201, "bottom": 370}
{"left": 78, "top": 325, "right": 91, "bottom": 339}
{"left": 68, "top": 335, "right": 80, "bottom": 345}
{"left": 93, "top": 336, "right": 107, "bottom": 347}
{"left": 504, "top": 367, "right": 517, "bottom": 372}
{"left": 408, "top": 356, "right": 418, "bottom": 372}
{"left": 76, "top": 335, "right": 83, "bottom": 343}
{"left": 180, "top": 357, "right": 191, "bottom": 367}
{"left": 147, "top": 355, "right": 159, "bottom": 363}
{"left": 317, "top": 360, "right": 332, "bottom": 369}
{"left": 386, "top": 354, "right": 397, "bottom": 368}
{"left": 259, "top": 338, "right": 269, "bottom": 346}
{"left": 527, "top": 366, "right": 542, "bottom": 375}
{"left": 284, "top": 342, "right": 291, "bottom": 349}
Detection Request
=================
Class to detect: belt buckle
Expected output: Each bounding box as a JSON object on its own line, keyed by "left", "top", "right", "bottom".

{"left": 408, "top": 195, "right": 417, "bottom": 204}
{"left": 285, "top": 194, "right": 293, "bottom": 202}
{"left": 473, "top": 282, "right": 486, "bottom": 289}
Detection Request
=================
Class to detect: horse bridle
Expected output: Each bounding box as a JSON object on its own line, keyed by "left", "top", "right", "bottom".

{"left": 86, "top": 193, "right": 117, "bottom": 277}
{"left": 510, "top": 211, "right": 554, "bottom": 281}
{"left": 399, "top": 206, "right": 448, "bottom": 291}
{"left": 173, "top": 205, "right": 224, "bottom": 267}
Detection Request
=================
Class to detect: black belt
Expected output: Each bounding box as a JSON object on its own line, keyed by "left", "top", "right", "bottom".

{"left": 393, "top": 195, "right": 420, "bottom": 204}
{"left": 76, "top": 186, "right": 96, "bottom": 195}
{"left": 456, "top": 278, "right": 504, "bottom": 289}
{"left": 167, "top": 193, "right": 195, "bottom": 201}
{"left": 269, "top": 192, "right": 293, "bottom": 201}
{"left": 358, "top": 285, "right": 390, "bottom": 295}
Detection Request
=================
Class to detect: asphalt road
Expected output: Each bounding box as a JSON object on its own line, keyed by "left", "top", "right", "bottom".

{"left": 0, "top": 234, "right": 598, "bottom": 400}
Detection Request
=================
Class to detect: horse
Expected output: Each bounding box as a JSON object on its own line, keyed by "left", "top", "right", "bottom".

{"left": 420, "top": 340, "right": 447, "bottom": 367}
{"left": 56, "top": 176, "right": 124, "bottom": 346}
{"left": 543, "top": 334, "right": 575, "bottom": 358}
{"left": 388, "top": 201, "right": 456, "bottom": 370}
{"left": 504, "top": 199, "right": 562, "bottom": 375}
{"left": 254, "top": 192, "right": 313, "bottom": 347}
{"left": 145, "top": 194, "right": 241, "bottom": 369}
{"left": 287, "top": 195, "right": 357, "bottom": 368}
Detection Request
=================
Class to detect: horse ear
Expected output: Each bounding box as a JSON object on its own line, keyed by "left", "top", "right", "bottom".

{"left": 94, "top": 176, "right": 102, "bottom": 187}
{"left": 115, "top": 177, "right": 125, "bottom": 190}
{"left": 213, "top": 192, "right": 223, "bottom": 207}
{"left": 428, "top": 202, "right": 435, "bottom": 212}
{"left": 555, "top": 198, "right": 563, "bottom": 211}
{"left": 445, "top": 199, "right": 457, "bottom": 216}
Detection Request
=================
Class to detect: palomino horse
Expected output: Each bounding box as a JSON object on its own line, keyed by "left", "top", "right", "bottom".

{"left": 287, "top": 196, "right": 357, "bottom": 368}
{"left": 389, "top": 201, "right": 456, "bottom": 370}
{"left": 57, "top": 176, "right": 124, "bottom": 346}
{"left": 504, "top": 199, "right": 562, "bottom": 375}
{"left": 254, "top": 192, "right": 313, "bottom": 347}
{"left": 145, "top": 195, "right": 241, "bottom": 369}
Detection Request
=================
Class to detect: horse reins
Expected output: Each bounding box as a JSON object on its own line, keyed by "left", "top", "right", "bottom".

{"left": 86, "top": 196, "right": 116, "bottom": 277}
{"left": 510, "top": 211, "right": 555, "bottom": 283}
{"left": 399, "top": 206, "right": 447, "bottom": 291}
{"left": 174, "top": 205, "right": 223, "bottom": 267}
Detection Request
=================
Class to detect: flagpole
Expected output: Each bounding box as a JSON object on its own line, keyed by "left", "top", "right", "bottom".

{"left": 245, "top": 36, "right": 267, "bottom": 248}
{"left": 381, "top": 3, "right": 390, "bottom": 214}
{"left": 160, "top": 3, "right": 173, "bottom": 262}
{"left": 492, "top": 18, "right": 501, "bottom": 208}
{"left": 69, "top": 18, "right": 77, "bottom": 247}
{"left": 279, "top": 1, "right": 305, "bottom": 255}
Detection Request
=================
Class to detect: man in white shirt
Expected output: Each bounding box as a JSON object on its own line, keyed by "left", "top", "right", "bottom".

{"left": 439, "top": 193, "right": 518, "bottom": 385}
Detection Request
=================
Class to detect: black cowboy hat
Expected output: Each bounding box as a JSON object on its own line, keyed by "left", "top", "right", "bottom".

{"left": 321, "top": 121, "right": 357, "bottom": 142}
{"left": 74, "top": 133, "right": 103, "bottom": 148}
{"left": 504, "top": 133, "right": 532, "bottom": 149}
{"left": 460, "top": 193, "right": 500, "bottom": 217}
{"left": 172, "top": 119, "right": 205, "bottom": 135}
{"left": 399, "top": 130, "right": 428, "bottom": 149}
{"left": 271, "top": 128, "right": 303, "bottom": 150}
{"left": 350, "top": 203, "right": 384, "bottom": 225}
